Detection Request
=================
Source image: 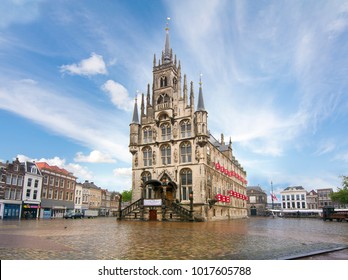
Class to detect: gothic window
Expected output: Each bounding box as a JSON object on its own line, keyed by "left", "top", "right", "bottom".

{"left": 161, "top": 123, "right": 171, "bottom": 141}
{"left": 173, "top": 77, "right": 177, "bottom": 90}
{"left": 160, "top": 76, "right": 168, "bottom": 87}
{"left": 143, "top": 127, "right": 152, "bottom": 143}
{"left": 143, "top": 147, "right": 152, "bottom": 167}
{"left": 180, "top": 168, "right": 192, "bottom": 200}
{"left": 180, "top": 142, "right": 192, "bottom": 163}
{"left": 157, "top": 93, "right": 170, "bottom": 104}
{"left": 141, "top": 171, "right": 151, "bottom": 183}
{"left": 180, "top": 120, "right": 191, "bottom": 138}
{"left": 161, "top": 144, "right": 171, "bottom": 165}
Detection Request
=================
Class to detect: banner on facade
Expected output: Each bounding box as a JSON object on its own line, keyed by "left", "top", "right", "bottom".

{"left": 143, "top": 199, "right": 162, "bottom": 206}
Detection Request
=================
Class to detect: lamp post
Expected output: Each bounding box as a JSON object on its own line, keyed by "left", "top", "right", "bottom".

{"left": 189, "top": 191, "right": 194, "bottom": 221}
{"left": 116, "top": 193, "right": 122, "bottom": 220}
{"left": 271, "top": 181, "right": 274, "bottom": 210}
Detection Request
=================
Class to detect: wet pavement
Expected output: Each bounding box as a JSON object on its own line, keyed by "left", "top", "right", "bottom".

{"left": 0, "top": 217, "right": 347, "bottom": 260}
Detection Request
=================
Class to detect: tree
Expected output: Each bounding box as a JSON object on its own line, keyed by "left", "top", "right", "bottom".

{"left": 330, "top": 176, "right": 348, "bottom": 205}
{"left": 121, "top": 189, "right": 132, "bottom": 202}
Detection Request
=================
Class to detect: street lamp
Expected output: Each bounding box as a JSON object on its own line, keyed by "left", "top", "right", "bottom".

{"left": 271, "top": 181, "right": 274, "bottom": 210}
{"left": 115, "top": 192, "right": 122, "bottom": 220}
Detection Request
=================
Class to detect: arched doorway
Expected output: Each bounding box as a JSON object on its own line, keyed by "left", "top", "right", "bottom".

{"left": 142, "top": 173, "right": 177, "bottom": 201}
{"left": 250, "top": 206, "right": 257, "bottom": 216}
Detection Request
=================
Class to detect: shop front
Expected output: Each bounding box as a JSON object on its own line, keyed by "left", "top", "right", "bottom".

{"left": 3, "top": 203, "right": 21, "bottom": 219}
{"left": 22, "top": 203, "right": 40, "bottom": 219}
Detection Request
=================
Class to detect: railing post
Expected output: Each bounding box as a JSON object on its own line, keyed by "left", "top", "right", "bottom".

{"left": 117, "top": 194, "right": 123, "bottom": 220}
{"left": 189, "top": 191, "right": 194, "bottom": 221}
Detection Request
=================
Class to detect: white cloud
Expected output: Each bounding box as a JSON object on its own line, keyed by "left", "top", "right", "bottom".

{"left": 60, "top": 53, "right": 108, "bottom": 76}
{"left": 0, "top": 79, "right": 130, "bottom": 163}
{"left": 113, "top": 167, "right": 132, "bottom": 177}
{"left": 74, "top": 150, "right": 116, "bottom": 163}
{"left": 101, "top": 79, "right": 133, "bottom": 111}
{"left": 16, "top": 154, "right": 93, "bottom": 181}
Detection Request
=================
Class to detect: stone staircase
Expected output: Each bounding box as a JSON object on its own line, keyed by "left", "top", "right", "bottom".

{"left": 120, "top": 198, "right": 200, "bottom": 221}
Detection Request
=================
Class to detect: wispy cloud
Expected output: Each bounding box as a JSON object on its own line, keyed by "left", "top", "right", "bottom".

{"left": 60, "top": 53, "right": 108, "bottom": 76}
{"left": 0, "top": 78, "right": 130, "bottom": 163}
{"left": 74, "top": 150, "right": 116, "bottom": 163}
{"left": 0, "top": 0, "right": 44, "bottom": 29}
{"left": 167, "top": 0, "right": 348, "bottom": 158}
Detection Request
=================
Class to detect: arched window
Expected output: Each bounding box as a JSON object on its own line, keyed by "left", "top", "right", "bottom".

{"left": 180, "top": 120, "right": 191, "bottom": 138}
{"left": 143, "top": 147, "right": 152, "bottom": 167}
{"left": 160, "top": 76, "right": 168, "bottom": 87}
{"left": 143, "top": 127, "right": 152, "bottom": 143}
{"left": 180, "top": 169, "right": 192, "bottom": 200}
{"left": 161, "top": 144, "right": 171, "bottom": 165}
{"left": 173, "top": 77, "right": 177, "bottom": 90}
{"left": 180, "top": 142, "right": 192, "bottom": 163}
{"left": 157, "top": 93, "right": 170, "bottom": 104}
{"left": 141, "top": 171, "right": 151, "bottom": 183}
{"left": 161, "top": 123, "right": 171, "bottom": 141}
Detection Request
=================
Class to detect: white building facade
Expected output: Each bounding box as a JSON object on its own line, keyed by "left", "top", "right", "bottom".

{"left": 22, "top": 161, "right": 43, "bottom": 219}
{"left": 281, "top": 186, "right": 307, "bottom": 210}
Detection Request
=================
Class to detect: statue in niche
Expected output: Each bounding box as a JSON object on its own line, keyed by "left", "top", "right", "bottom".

{"left": 134, "top": 153, "right": 138, "bottom": 167}
{"left": 152, "top": 126, "right": 157, "bottom": 141}
{"left": 153, "top": 151, "right": 156, "bottom": 165}
{"left": 195, "top": 146, "right": 200, "bottom": 162}
{"left": 174, "top": 148, "right": 178, "bottom": 163}
{"left": 173, "top": 122, "right": 178, "bottom": 138}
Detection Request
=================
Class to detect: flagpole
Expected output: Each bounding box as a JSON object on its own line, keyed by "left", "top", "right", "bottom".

{"left": 271, "top": 181, "right": 274, "bottom": 209}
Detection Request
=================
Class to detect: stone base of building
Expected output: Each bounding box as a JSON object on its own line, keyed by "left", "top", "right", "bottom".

{"left": 121, "top": 202, "right": 248, "bottom": 222}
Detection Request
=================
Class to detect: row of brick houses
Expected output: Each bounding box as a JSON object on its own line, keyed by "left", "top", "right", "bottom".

{"left": 246, "top": 185, "right": 346, "bottom": 216}
{"left": 0, "top": 158, "right": 120, "bottom": 219}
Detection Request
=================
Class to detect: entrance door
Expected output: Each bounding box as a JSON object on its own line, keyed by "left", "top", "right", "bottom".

{"left": 250, "top": 207, "right": 257, "bottom": 216}
{"left": 166, "top": 188, "right": 174, "bottom": 201}
{"left": 149, "top": 210, "right": 157, "bottom": 221}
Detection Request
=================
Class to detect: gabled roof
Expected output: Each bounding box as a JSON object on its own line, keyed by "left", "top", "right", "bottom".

{"left": 307, "top": 189, "right": 317, "bottom": 195}
{"left": 22, "top": 161, "right": 42, "bottom": 175}
{"left": 36, "top": 162, "right": 76, "bottom": 178}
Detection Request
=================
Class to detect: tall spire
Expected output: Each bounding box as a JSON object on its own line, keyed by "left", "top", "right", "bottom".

{"left": 196, "top": 74, "right": 206, "bottom": 111}
{"left": 164, "top": 17, "right": 171, "bottom": 63}
{"left": 131, "top": 97, "right": 140, "bottom": 124}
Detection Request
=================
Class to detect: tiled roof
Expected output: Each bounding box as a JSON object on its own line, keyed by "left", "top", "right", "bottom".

{"left": 36, "top": 162, "right": 75, "bottom": 177}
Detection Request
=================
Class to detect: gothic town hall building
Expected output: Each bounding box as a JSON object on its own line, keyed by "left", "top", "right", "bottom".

{"left": 127, "top": 24, "right": 248, "bottom": 221}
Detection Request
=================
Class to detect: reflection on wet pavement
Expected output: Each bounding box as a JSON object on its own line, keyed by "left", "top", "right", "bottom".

{"left": 0, "top": 217, "right": 347, "bottom": 260}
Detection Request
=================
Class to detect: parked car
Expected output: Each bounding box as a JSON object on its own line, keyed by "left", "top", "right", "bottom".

{"left": 64, "top": 212, "right": 84, "bottom": 219}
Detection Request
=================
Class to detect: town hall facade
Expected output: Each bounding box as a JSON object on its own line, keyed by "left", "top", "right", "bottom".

{"left": 127, "top": 24, "right": 248, "bottom": 221}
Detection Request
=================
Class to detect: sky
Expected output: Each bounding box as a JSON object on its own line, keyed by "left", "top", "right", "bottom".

{"left": 1, "top": 0, "right": 348, "bottom": 199}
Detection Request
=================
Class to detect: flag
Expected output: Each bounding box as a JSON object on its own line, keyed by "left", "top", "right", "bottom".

{"left": 271, "top": 193, "right": 278, "bottom": 201}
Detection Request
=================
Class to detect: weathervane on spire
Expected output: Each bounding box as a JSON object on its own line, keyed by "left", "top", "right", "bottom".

{"left": 199, "top": 73, "right": 203, "bottom": 86}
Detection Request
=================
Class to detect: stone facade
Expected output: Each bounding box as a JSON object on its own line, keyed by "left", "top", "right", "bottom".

{"left": 129, "top": 24, "right": 248, "bottom": 221}
{"left": 247, "top": 186, "right": 267, "bottom": 216}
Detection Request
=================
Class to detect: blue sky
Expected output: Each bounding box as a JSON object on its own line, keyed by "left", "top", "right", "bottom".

{"left": 1, "top": 0, "right": 348, "bottom": 199}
